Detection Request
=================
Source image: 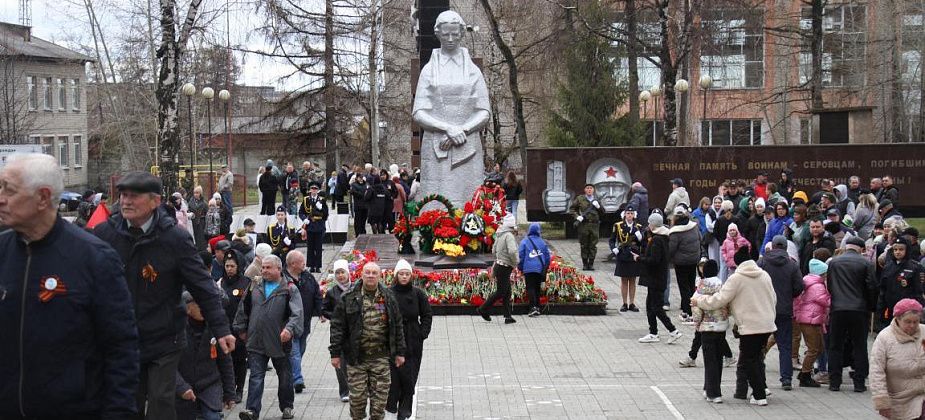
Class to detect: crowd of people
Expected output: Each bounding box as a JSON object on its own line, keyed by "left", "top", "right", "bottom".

{"left": 3, "top": 149, "right": 924, "bottom": 419}
{"left": 599, "top": 170, "right": 923, "bottom": 411}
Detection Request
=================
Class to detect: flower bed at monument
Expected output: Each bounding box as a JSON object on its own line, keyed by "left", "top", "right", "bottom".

{"left": 399, "top": 192, "right": 502, "bottom": 256}
{"left": 322, "top": 250, "right": 607, "bottom": 315}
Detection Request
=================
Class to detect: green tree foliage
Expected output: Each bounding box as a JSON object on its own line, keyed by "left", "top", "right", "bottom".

{"left": 546, "top": 5, "right": 640, "bottom": 147}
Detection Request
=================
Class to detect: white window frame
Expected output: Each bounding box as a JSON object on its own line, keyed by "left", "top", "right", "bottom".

{"left": 26, "top": 76, "right": 36, "bottom": 111}
{"left": 58, "top": 135, "right": 69, "bottom": 168}
{"left": 700, "top": 9, "right": 765, "bottom": 89}
{"left": 40, "top": 135, "right": 54, "bottom": 156}
{"left": 72, "top": 134, "right": 83, "bottom": 167}
{"left": 70, "top": 79, "right": 80, "bottom": 111}
{"left": 42, "top": 77, "right": 52, "bottom": 111}
{"left": 57, "top": 78, "right": 66, "bottom": 111}
{"left": 799, "top": 5, "right": 867, "bottom": 87}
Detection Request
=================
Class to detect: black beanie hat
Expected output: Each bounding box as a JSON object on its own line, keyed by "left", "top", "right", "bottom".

{"left": 702, "top": 260, "right": 720, "bottom": 278}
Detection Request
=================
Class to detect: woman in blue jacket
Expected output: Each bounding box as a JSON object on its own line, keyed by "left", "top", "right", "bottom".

{"left": 518, "top": 223, "right": 551, "bottom": 317}
{"left": 762, "top": 201, "right": 793, "bottom": 255}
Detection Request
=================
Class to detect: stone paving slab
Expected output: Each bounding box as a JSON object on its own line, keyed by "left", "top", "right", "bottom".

{"left": 221, "top": 227, "right": 877, "bottom": 419}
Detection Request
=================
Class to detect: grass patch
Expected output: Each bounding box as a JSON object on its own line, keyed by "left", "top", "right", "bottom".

{"left": 908, "top": 218, "right": 925, "bottom": 234}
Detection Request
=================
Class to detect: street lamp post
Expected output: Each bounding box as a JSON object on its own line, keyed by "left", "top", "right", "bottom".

{"left": 218, "top": 89, "right": 231, "bottom": 171}
{"left": 202, "top": 87, "right": 215, "bottom": 197}
{"left": 181, "top": 83, "right": 196, "bottom": 169}
{"left": 699, "top": 75, "right": 713, "bottom": 145}
{"left": 649, "top": 85, "right": 662, "bottom": 146}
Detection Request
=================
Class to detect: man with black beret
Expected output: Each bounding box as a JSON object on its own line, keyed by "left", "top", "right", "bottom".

{"left": 93, "top": 171, "right": 235, "bottom": 420}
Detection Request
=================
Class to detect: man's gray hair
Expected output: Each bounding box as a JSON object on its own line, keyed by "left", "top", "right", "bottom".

{"left": 286, "top": 249, "right": 305, "bottom": 264}
{"left": 5, "top": 153, "right": 63, "bottom": 202}
{"left": 262, "top": 254, "right": 283, "bottom": 269}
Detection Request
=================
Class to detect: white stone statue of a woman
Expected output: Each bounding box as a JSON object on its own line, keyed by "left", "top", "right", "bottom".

{"left": 412, "top": 10, "right": 490, "bottom": 208}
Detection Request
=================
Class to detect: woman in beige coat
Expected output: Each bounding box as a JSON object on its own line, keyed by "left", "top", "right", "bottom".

{"left": 870, "top": 298, "right": 925, "bottom": 419}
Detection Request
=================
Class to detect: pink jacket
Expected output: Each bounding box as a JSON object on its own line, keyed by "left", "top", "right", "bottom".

{"left": 793, "top": 274, "right": 831, "bottom": 326}
{"left": 721, "top": 235, "right": 750, "bottom": 268}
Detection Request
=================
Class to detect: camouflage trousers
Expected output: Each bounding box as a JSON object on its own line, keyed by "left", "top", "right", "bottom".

{"left": 347, "top": 356, "right": 391, "bottom": 420}
{"left": 578, "top": 222, "right": 599, "bottom": 264}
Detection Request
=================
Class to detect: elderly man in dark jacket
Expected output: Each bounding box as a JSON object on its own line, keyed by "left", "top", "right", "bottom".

{"left": 330, "top": 262, "right": 406, "bottom": 420}
{"left": 234, "top": 254, "right": 304, "bottom": 420}
{"left": 0, "top": 153, "right": 139, "bottom": 419}
{"left": 93, "top": 171, "right": 233, "bottom": 420}
{"left": 758, "top": 235, "right": 804, "bottom": 391}
{"left": 283, "top": 250, "right": 323, "bottom": 393}
{"left": 826, "top": 236, "right": 877, "bottom": 392}
{"left": 628, "top": 182, "right": 649, "bottom": 219}
{"left": 175, "top": 292, "right": 236, "bottom": 420}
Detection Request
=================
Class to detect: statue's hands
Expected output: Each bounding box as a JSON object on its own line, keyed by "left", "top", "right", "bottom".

{"left": 446, "top": 126, "right": 467, "bottom": 146}
{"left": 440, "top": 137, "right": 453, "bottom": 151}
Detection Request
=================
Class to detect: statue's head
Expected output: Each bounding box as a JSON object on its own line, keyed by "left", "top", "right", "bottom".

{"left": 434, "top": 11, "right": 465, "bottom": 52}
{"left": 586, "top": 158, "right": 632, "bottom": 213}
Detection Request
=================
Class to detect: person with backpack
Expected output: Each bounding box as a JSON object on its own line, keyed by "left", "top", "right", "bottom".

{"left": 518, "top": 223, "right": 551, "bottom": 317}
{"left": 233, "top": 255, "right": 304, "bottom": 420}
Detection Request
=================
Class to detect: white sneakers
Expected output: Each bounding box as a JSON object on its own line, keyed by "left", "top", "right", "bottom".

{"left": 706, "top": 396, "right": 723, "bottom": 404}
{"left": 792, "top": 357, "right": 803, "bottom": 370}
{"left": 638, "top": 330, "right": 683, "bottom": 344}
{"left": 724, "top": 356, "right": 737, "bottom": 368}
{"left": 678, "top": 356, "right": 696, "bottom": 368}
{"left": 749, "top": 397, "right": 768, "bottom": 406}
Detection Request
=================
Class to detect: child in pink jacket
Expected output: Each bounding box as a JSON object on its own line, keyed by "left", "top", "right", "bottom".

{"left": 792, "top": 258, "right": 831, "bottom": 388}
{"left": 720, "top": 223, "right": 750, "bottom": 277}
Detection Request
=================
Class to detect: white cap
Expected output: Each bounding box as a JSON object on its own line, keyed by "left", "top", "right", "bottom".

{"left": 255, "top": 243, "right": 272, "bottom": 258}
{"left": 394, "top": 259, "right": 413, "bottom": 274}
{"left": 332, "top": 259, "right": 349, "bottom": 273}
{"left": 212, "top": 192, "right": 222, "bottom": 201}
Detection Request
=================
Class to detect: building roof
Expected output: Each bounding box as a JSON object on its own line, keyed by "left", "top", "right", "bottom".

{"left": 0, "top": 22, "right": 94, "bottom": 63}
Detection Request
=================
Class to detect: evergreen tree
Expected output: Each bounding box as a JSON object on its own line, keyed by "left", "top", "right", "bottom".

{"left": 546, "top": 5, "right": 639, "bottom": 147}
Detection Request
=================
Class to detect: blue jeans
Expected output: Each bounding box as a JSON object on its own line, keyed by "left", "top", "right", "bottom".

{"left": 199, "top": 403, "right": 221, "bottom": 420}
{"left": 221, "top": 190, "right": 233, "bottom": 215}
{"left": 246, "top": 352, "right": 294, "bottom": 415}
{"left": 507, "top": 200, "right": 519, "bottom": 218}
{"left": 817, "top": 332, "right": 829, "bottom": 373}
{"left": 290, "top": 332, "right": 308, "bottom": 385}
{"left": 773, "top": 314, "right": 793, "bottom": 383}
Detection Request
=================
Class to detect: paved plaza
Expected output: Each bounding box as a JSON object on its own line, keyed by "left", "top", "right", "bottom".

{"left": 227, "top": 216, "right": 878, "bottom": 420}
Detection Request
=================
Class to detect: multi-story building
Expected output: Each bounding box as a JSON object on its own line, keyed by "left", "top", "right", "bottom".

{"left": 0, "top": 22, "right": 93, "bottom": 188}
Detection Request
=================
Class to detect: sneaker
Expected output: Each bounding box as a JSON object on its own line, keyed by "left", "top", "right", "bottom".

{"left": 705, "top": 396, "right": 723, "bottom": 404}
{"left": 340, "top": 395, "right": 350, "bottom": 403}
{"left": 792, "top": 357, "right": 802, "bottom": 370}
{"left": 678, "top": 356, "right": 696, "bottom": 368}
{"left": 662, "top": 304, "right": 670, "bottom": 311}
{"left": 854, "top": 382, "right": 867, "bottom": 393}
{"left": 628, "top": 304, "right": 640, "bottom": 312}
{"left": 765, "top": 388, "right": 773, "bottom": 396}
{"left": 528, "top": 307, "right": 541, "bottom": 317}
{"left": 294, "top": 383, "right": 305, "bottom": 393}
{"left": 813, "top": 372, "right": 830, "bottom": 384}
{"left": 667, "top": 330, "right": 683, "bottom": 344}
{"left": 282, "top": 407, "right": 295, "bottom": 419}
{"left": 239, "top": 411, "right": 257, "bottom": 420}
{"left": 781, "top": 382, "right": 792, "bottom": 391}
{"left": 749, "top": 397, "right": 768, "bottom": 406}
{"left": 620, "top": 304, "right": 628, "bottom": 312}
{"left": 234, "top": 389, "right": 243, "bottom": 404}
{"left": 678, "top": 313, "right": 690, "bottom": 322}
{"left": 638, "top": 333, "right": 660, "bottom": 343}
{"left": 504, "top": 317, "right": 517, "bottom": 324}
{"left": 723, "top": 356, "right": 737, "bottom": 368}
{"left": 681, "top": 320, "right": 696, "bottom": 326}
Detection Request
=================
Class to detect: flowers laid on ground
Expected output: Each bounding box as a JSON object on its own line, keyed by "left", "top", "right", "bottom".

{"left": 432, "top": 240, "right": 466, "bottom": 257}
{"left": 329, "top": 251, "right": 607, "bottom": 306}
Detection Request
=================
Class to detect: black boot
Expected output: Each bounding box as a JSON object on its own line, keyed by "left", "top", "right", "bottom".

{"left": 798, "top": 372, "right": 820, "bottom": 388}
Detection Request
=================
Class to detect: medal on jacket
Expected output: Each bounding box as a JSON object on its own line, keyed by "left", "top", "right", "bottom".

{"left": 142, "top": 263, "right": 158, "bottom": 284}
{"left": 232, "top": 288, "right": 241, "bottom": 297}
{"left": 210, "top": 337, "right": 218, "bottom": 359}
{"left": 38, "top": 275, "right": 66, "bottom": 303}
{"left": 899, "top": 272, "right": 908, "bottom": 288}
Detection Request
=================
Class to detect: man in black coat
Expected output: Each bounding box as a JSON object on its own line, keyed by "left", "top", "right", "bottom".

{"left": 258, "top": 165, "right": 278, "bottom": 215}
{"left": 386, "top": 260, "right": 433, "bottom": 420}
{"left": 800, "top": 219, "right": 837, "bottom": 275}
{"left": 0, "top": 153, "right": 139, "bottom": 419}
{"left": 94, "top": 171, "right": 235, "bottom": 420}
{"left": 283, "top": 250, "right": 323, "bottom": 394}
{"left": 826, "top": 236, "right": 877, "bottom": 392}
{"left": 634, "top": 213, "right": 682, "bottom": 344}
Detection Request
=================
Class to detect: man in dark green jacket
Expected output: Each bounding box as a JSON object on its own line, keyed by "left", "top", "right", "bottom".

{"left": 569, "top": 184, "right": 602, "bottom": 270}
{"left": 330, "top": 262, "right": 406, "bottom": 420}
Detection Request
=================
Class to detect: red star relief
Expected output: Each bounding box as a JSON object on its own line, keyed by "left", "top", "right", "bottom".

{"left": 604, "top": 166, "right": 618, "bottom": 178}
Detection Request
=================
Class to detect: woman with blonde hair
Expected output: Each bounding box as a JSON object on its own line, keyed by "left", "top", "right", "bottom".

{"left": 853, "top": 193, "right": 879, "bottom": 240}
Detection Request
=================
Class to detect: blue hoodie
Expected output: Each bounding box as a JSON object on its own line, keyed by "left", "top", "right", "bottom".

{"left": 518, "top": 223, "right": 551, "bottom": 274}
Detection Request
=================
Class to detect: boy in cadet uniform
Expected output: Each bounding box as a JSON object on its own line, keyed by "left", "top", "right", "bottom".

{"left": 263, "top": 205, "right": 298, "bottom": 260}
{"left": 299, "top": 182, "right": 329, "bottom": 273}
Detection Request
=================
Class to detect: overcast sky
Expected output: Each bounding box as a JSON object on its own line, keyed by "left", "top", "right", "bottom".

{"left": 0, "top": 0, "right": 361, "bottom": 91}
